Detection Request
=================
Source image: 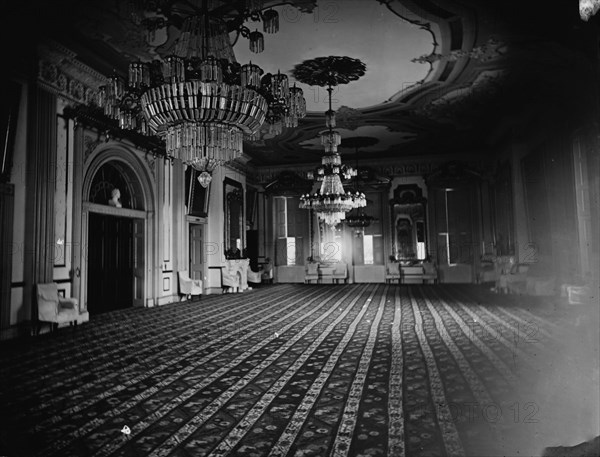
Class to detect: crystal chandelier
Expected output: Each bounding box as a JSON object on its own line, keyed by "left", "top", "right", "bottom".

{"left": 97, "top": 0, "right": 306, "bottom": 186}
{"left": 580, "top": 0, "right": 600, "bottom": 20}
{"left": 294, "top": 56, "right": 367, "bottom": 227}
{"left": 346, "top": 211, "right": 376, "bottom": 230}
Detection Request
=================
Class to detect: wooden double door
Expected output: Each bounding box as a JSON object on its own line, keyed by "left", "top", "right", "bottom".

{"left": 88, "top": 213, "right": 144, "bottom": 314}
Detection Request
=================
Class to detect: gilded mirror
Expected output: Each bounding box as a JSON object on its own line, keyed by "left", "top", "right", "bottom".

{"left": 390, "top": 184, "right": 428, "bottom": 261}
{"left": 223, "top": 177, "right": 244, "bottom": 258}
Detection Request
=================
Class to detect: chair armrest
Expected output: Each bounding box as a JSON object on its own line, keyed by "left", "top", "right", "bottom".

{"left": 58, "top": 297, "right": 78, "bottom": 310}
{"left": 179, "top": 280, "right": 192, "bottom": 294}
{"left": 506, "top": 273, "right": 528, "bottom": 283}
{"left": 38, "top": 301, "right": 58, "bottom": 322}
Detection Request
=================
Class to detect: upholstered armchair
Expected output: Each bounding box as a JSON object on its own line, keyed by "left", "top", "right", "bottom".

{"left": 497, "top": 259, "right": 528, "bottom": 294}
{"left": 36, "top": 283, "right": 79, "bottom": 333}
{"left": 523, "top": 258, "right": 557, "bottom": 296}
{"left": 385, "top": 262, "right": 400, "bottom": 283}
{"left": 178, "top": 271, "right": 202, "bottom": 301}
{"left": 261, "top": 259, "right": 274, "bottom": 284}
{"left": 332, "top": 263, "right": 348, "bottom": 284}
{"left": 305, "top": 262, "right": 319, "bottom": 284}
{"left": 247, "top": 267, "right": 262, "bottom": 285}
{"left": 422, "top": 261, "right": 438, "bottom": 284}
{"left": 476, "top": 254, "right": 497, "bottom": 284}
{"left": 221, "top": 267, "right": 240, "bottom": 293}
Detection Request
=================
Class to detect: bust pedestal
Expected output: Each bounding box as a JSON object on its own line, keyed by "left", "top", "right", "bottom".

{"left": 225, "top": 259, "right": 250, "bottom": 292}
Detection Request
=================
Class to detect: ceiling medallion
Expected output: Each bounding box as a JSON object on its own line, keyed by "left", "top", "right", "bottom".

{"left": 95, "top": 0, "right": 306, "bottom": 180}
{"left": 296, "top": 56, "right": 367, "bottom": 227}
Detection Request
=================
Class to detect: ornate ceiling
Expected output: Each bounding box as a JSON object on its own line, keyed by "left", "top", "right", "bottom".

{"left": 6, "top": 0, "right": 598, "bottom": 171}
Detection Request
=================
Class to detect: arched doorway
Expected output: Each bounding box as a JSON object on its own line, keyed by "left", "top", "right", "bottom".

{"left": 80, "top": 148, "right": 154, "bottom": 315}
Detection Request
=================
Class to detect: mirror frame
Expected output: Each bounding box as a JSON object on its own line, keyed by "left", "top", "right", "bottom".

{"left": 389, "top": 183, "right": 428, "bottom": 262}
{"left": 223, "top": 177, "right": 245, "bottom": 258}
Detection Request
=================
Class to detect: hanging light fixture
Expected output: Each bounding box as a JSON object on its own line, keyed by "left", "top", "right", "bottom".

{"left": 294, "top": 56, "right": 367, "bottom": 227}
{"left": 97, "top": 0, "right": 306, "bottom": 180}
{"left": 194, "top": 157, "right": 219, "bottom": 188}
{"left": 262, "top": 8, "right": 279, "bottom": 33}
{"left": 580, "top": 0, "right": 600, "bottom": 20}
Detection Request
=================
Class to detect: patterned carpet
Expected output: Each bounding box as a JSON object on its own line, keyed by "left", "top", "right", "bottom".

{"left": 0, "top": 284, "right": 598, "bottom": 457}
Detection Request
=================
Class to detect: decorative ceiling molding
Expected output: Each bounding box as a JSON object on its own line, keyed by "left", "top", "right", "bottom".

{"left": 223, "top": 156, "right": 252, "bottom": 178}
{"left": 37, "top": 41, "right": 107, "bottom": 104}
{"left": 262, "top": 170, "right": 313, "bottom": 195}
{"left": 335, "top": 106, "right": 364, "bottom": 131}
{"left": 411, "top": 38, "right": 506, "bottom": 64}
{"left": 253, "top": 154, "right": 488, "bottom": 186}
{"left": 425, "top": 160, "right": 486, "bottom": 187}
{"left": 416, "top": 70, "right": 507, "bottom": 126}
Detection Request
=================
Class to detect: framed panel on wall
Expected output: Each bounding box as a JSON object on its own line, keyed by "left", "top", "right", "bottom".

{"left": 224, "top": 177, "right": 244, "bottom": 258}
{"left": 491, "top": 161, "right": 515, "bottom": 256}
{"left": 1, "top": 81, "right": 21, "bottom": 183}
{"left": 246, "top": 186, "right": 258, "bottom": 228}
{"left": 185, "top": 168, "right": 211, "bottom": 218}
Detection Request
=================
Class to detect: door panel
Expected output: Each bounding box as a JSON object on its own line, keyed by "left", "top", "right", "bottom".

{"left": 132, "top": 218, "right": 145, "bottom": 306}
{"left": 190, "top": 224, "right": 204, "bottom": 282}
{"left": 246, "top": 229, "right": 259, "bottom": 271}
{"left": 88, "top": 213, "right": 134, "bottom": 314}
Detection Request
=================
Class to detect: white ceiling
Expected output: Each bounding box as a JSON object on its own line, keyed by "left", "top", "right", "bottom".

{"left": 233, "top": 1, "right": 433, "bottom": 112}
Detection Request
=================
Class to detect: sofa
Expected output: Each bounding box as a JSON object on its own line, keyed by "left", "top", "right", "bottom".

{"left": 499, "top": 258, "right": 557, "bottom": 296}
{"left": 332, "top": 263, "right": 348, "bottom": 284}
{"left": 477, "top": 255, "right": 513, "bottom": 284}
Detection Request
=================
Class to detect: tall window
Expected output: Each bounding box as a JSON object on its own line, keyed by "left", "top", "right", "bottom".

{"left": 275, "top": 196, "right": 306, "bottom": 266}
{"left": 320, "top": 223, "right": 343, "bottom": 262}
{"left": 354, "top": 191, "right": 384, "bottom": 265}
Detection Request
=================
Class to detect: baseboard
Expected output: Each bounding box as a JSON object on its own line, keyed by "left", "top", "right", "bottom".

{"left": 156, "top": 295, "right": 179, "bottom": 306}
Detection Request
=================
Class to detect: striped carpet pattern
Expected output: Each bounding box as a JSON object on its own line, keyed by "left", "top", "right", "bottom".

{"left": 0, "top": 284, "right": 575, "bottom": 456}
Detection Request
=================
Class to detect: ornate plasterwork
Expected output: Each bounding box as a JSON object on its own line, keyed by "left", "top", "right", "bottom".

{"left": 255, "top": 160, "right": 427, "bottom": 185}
{"left": 254, "top": 155, "right": 488, "bottom": 186}
{"left": 412, "top": 38, "right": 506, "bottom": 64}
{"left": 416, "top": 70, "right": 507, "bottom": 124}
{"left": 37, "top": 41, "right": 107, "bottom": 104}
{"left": 83, "top": 134, "right": 104, "bottom": 164}
{"left": 335, "top": 106, "right": 364, "bottom": 131}
{"left": 144, "top": 154, "right": 157, "bottom": 179}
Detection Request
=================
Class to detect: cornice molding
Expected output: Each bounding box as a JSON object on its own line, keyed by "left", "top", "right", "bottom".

{"left": 37, "top": 40, "right": 108, "bottom": 105}
{"left": 253, "top": 155, "right": 488, "bottom": 185}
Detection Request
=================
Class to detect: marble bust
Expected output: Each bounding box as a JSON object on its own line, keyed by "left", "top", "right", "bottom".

{"left": 108, "top": 188, "right": 122, "bottom": 208}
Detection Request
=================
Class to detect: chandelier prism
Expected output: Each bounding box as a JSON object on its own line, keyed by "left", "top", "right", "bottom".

{"left": 96, "top": 0, "right": 306, "bottom": 186}
{"left": 294, "top": 56, "right": 367, "bottom": 227}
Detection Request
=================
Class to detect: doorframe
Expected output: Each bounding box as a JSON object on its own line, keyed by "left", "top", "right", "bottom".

{"left": 84, "top": 208, "right": 144, "bottom": 312}
{"left": 75, "top": 143, "right": 156, "bottom": 312}
{"left": 187, "top": 217, "right": 207, "bottom": 285}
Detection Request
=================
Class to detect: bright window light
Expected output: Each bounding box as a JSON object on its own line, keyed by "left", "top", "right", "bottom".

{"left": 287, "top": 237, "right": 296, "bottom": 266}
{"left": 364, "top": 235, "right": 374, "bottom": 265}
